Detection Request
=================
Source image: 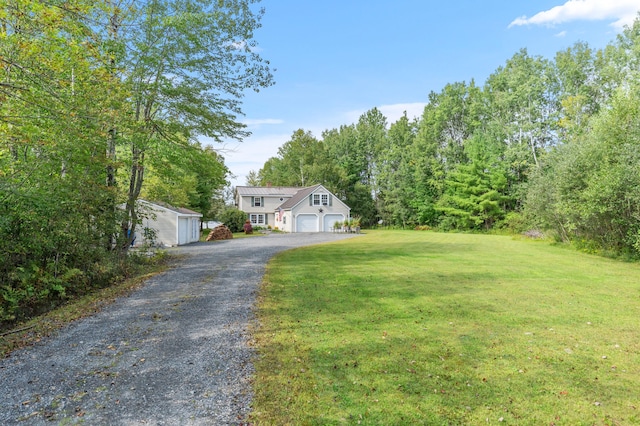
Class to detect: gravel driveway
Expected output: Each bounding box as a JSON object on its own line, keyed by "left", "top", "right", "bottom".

{"left": 0, "top": 233, "right": 358, "bottom": 425}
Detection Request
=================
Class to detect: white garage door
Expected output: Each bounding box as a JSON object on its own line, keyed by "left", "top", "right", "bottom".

{"left": 178, "top": 217, "right": 189, "bottom": 245}
{"left": 296, "top": 214, "right": 318, "bottom": 232}
{"left": 323, "top": 214, "right": 344, "bottom": 232}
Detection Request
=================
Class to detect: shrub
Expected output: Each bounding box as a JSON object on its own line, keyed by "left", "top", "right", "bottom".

{"left": 243, "top": 220, "right": 253, "bottom": 234}
{"left": 218, "top": 207, "right": 247, "bottom": 233}
{"left": 351, "top": 216, "right": 361, "bottom": 228}
{"left": 502, "top": 211, "right": 528, "bottom": 234}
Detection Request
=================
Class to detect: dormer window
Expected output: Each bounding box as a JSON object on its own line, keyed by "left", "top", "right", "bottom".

{"left": 312, "top": 193, "right": 331, "bottom": 206}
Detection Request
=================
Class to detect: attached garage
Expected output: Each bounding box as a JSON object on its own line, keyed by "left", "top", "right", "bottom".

{"left": 296, "top": 214, "right": 318, "bottom": 232}
{"left": 271, "top": 184, "right": 351, "bottom": 233}
{"left": 323, "top": 214, "right": 344, "bottom": 232}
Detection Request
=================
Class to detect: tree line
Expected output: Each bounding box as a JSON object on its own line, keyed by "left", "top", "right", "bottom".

{"left": 0, "top": 0, "right": 273, "bottom": 325}
{"left": 253, "top": 17, "right": 640, "bottom": 257}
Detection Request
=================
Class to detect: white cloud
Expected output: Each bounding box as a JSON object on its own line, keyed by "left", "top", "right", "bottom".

{"left": 222, "top": 133, "right": 289, "bottom": 186}
{"left": 509, "top": 0, "right": 640, "bottom": 29}
{"left": 555, "top": 30, "right": 568, "bottom": 37}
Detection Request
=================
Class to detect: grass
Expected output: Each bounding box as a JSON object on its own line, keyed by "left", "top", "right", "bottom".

{"left": 251, "top": 230, "right": 640, "bottom": 425}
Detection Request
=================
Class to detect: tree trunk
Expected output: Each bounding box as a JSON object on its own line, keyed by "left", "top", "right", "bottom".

{"left": 121, "top": 146, "right": 145, "bottom": 251}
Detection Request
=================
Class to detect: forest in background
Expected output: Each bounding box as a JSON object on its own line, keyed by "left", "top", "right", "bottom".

{"left": 253, "top": 16, "right": 640, "bottom": 257}
{"left": 0, "top": 0, "right": 272, "bottom": 325}
{"left": 3, "top": 2, "right": 640, "bottom": 327}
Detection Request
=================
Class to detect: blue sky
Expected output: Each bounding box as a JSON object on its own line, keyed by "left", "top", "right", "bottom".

{"left": 209, "top": 0, "right": 640, "bottom": 187}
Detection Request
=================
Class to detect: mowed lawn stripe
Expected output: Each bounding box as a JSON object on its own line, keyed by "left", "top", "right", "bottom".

{"left": 251, "top": 231, "right": 640, "bottom": 425}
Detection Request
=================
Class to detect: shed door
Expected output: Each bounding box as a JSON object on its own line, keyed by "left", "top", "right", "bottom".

{"left": 296, "top": 214, "right": 318, "bottom": 233}
{"left": 323, "top": 214, "right": 344, "bottom": 232}
{"left": 191, "top": 219, "right": 199, "bottom": 242}
{"left": 178, "top": 217, "right": 189, "bottom": 245}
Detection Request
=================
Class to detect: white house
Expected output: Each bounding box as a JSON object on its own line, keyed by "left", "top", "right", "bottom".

{"left": 133, "top": 200, "right": 202, "bottom": 247}
{"left": 234, "top": 185, "right": 350, "bottom": 233}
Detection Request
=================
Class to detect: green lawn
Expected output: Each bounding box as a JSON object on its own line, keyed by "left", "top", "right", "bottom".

{"left": 251, "top": 230, "right": 640, "bottom": 425}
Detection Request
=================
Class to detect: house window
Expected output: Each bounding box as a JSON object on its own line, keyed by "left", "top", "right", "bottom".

{"left": 250, "top": 214, "right": 266, "bottom": 225}
{"left": 313, "top": 193, "right": 329, "bottom": 206}
{"left": 253, "top": 197, "right": 262, "bottom": 207}
{"left": 310, "top": 192, "right": 333, "bottom": 207}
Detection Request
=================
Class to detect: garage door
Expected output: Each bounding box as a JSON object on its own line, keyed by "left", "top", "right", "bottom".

{"left": 178, "top": 217, "right": 189, "bottom": 245}
{"left": 323, "top": 214, "right": 344, "bottom": 232}
{"left": 296, "top": 214, "right": 318, "bottom": 232}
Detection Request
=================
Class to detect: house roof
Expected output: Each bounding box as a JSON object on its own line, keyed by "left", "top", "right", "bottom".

{"left": 140, "top": 200, "right": 202, "bottom": 216}
{"left": 236, "top": 184, "right": 350, "bottom": 212}
{"left": 278, "top": 184, "right": 322, "bottom": 210}
{"left": 235, "top": 186, "right": 301, "bottom": 197}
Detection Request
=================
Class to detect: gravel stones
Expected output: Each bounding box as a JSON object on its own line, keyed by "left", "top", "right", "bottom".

{"left": 0, "top": 233, "right": 358, "bottom": 425}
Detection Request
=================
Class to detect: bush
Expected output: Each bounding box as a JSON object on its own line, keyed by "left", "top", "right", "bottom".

{"left": 218, "top": 207, "right": 247, "bottom": 233}
{"left": 502, "top": 211, "right": 528, "bottom": 234}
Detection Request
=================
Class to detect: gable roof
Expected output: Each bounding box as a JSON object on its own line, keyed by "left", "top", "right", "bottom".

{"left": 236, "top": 186, "right": 301, "bottom": 197}
{"left": 236, "top": 184, "right": 350, "bottom": 212}
{"left": 278, "top": 185, "right": 322, "bottom": 210}
{"left": 139, "top": 199, "right": 202, "bottom": 216}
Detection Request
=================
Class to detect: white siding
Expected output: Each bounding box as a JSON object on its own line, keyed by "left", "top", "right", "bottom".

{"left": 276, "top": 211, "right": 292, "bottom": 232}
{"left": 144, "top": 208, "right": 178, "bottom": 246}
{"left": 134, "top": 200, "right": 202, "bottom": 246}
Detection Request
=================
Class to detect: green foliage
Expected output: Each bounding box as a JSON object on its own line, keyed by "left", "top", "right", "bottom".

{"left": 1, "top": 252, "right": 169, "bottom": 355}
{"left": 142, "top": 143, "right": 228, "bottom": 218}
{"left": 258, "top": 124, "right": 380, "bottom": 225}
{"left": 251, "top": 16, "right": 640, "bottom": 256}
{"left": 376, "top": 113, "right": 419, "bottom": 228}
{"left": 258, "top": 129, "right": 331, "bottom": 187}
{"left": 525, "top": 85, "right": 640, "bottom": 255}
{"left": 115, "top": 0, "right": 273, "bottom": 244}
{"left": 502, "top": 211, "right": 528, "bottom": 233}
{"left": 218, "top": 207, "right": 247, "bottom": 233}
{"left": 0, "top": 0, "right": 272, "bottom": 325}
{"left": 436, "top": 134, "right": 510, "bottom": 230}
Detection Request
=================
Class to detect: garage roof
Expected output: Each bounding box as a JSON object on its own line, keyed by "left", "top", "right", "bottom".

{"left": 278, "top": 185, "right": 322, "bottom": 210}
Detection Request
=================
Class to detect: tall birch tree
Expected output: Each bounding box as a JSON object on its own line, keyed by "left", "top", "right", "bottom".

{"left": 114, "top": 0, "right": 273, "bottom": 247}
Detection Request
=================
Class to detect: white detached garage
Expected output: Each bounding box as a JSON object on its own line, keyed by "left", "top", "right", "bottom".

{"left": 134, "top": 200, "right": 202, "bottom": 247}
